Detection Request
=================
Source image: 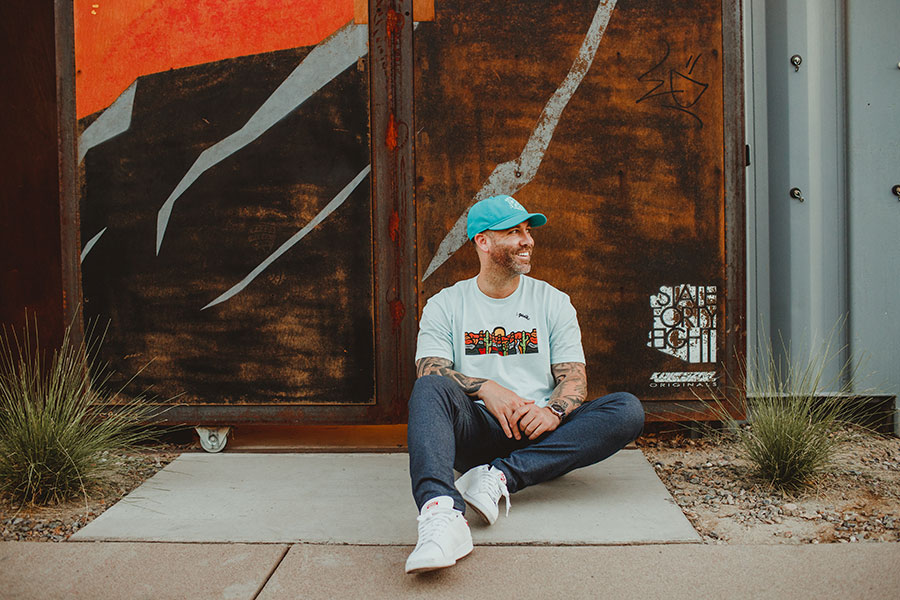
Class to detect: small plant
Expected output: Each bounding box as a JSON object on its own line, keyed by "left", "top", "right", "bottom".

{"left": 0, "top": 315, "right": 153, "bottom": 505}
{"left": 709, "top": 327, "right": 874, "bottom": 493}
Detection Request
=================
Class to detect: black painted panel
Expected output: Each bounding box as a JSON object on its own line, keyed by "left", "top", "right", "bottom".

{"left": 80, "top": 47, "right": 374, "bottom": 406}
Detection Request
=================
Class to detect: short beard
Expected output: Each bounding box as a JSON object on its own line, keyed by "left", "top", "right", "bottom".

{"left": 487, "top": 244, "right": 532, "bottom": 275}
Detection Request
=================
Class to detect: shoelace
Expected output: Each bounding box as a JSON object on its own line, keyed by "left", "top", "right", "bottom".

{"left": 482, "top": 468, "right": 511, "bottom": 516}
{"left": 416, "top": 508, "right": 458, "bottom": 545}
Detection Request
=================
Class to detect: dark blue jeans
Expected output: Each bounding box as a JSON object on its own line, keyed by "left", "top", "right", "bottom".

{"left": 408, "top": 374, "right": 645, "bottom": 513}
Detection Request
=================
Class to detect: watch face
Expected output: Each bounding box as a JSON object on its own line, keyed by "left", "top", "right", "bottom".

{"left": 549, "top": 403, "right": 565, "bottom": 417}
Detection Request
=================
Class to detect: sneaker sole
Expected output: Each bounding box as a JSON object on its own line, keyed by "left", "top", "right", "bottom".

{"left": 405, "top": 541, "right": 474, "bottom": 574}
{"left": 461, "top": 494, "right": 497, "bottom": 526}
{"left": 456, "top": 469, "right": 499, "bottom": 526}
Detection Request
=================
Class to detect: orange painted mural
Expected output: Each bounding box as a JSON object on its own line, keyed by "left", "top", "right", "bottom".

{"left": 75, "top": 0, "right": 353, "bottom": 117}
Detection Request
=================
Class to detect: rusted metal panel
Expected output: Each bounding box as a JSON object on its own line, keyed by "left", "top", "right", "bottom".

{"left": 223, "top": 424, "right": 407, "bottom": 452}
{"left": 414, "top": 0, "right": 745, "bottom": 420}
{"left": 77, "top": 20, "right": 379, "bottom": 417}
{"left": 55, "top": 0, "right": 83, "bottom": 339}
{"left": 151, "top": 403, "right": 404, "bottom": 426}
{"left": 75, "top": 1, "right": 418, "bottom": 424}
{"left": 356, "top": 0, "right": 434, "bottom": 23}
{"left": 369, "top": 0, "right": 418, "bottom": 422}
{"left": 720, "top": 0, "right": 747, "bottom": 421}
{"left": 0, "top": 1, "right": 78, "bottom": 347}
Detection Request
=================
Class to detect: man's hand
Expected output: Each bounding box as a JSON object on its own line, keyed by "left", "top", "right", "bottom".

{"left": 511, "top": 403, "right": 560, "bottom": 440}
{"left": 477, "top": 380, "right": 533, "bottom": 440}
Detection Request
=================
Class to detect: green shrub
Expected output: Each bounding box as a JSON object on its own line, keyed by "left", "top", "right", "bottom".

{"left": 0, "top": 316, "right": 153, "bottom": 505}
{"left": 712, "top": 330, "right": 874, "bottom": 493}
{"left": 734, "top": 395, "right": 846, "bottom": 492}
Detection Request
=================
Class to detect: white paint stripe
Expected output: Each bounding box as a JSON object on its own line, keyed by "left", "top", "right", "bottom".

{"left": 156, "top": 23, "right": 369, "bottom": 255}
{"left": 422, "top": 0, "right": 618, "bottom": 281}
{"left": 78, "top": 81, "right": 138, "bottom": 164}
{"left": 80, "top": 227, "right": 107, "bottom": 263}
{"left": 202, "top": 165, "right": 371, "bottom": 310}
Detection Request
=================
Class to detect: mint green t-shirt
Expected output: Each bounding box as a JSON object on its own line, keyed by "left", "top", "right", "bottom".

{"left": 414, "top": 276, "right": 585, "bottom": 406}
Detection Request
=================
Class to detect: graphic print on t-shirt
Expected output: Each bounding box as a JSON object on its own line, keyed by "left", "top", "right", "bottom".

{"left": 464, "top": 327, "right": 539, "bottom": 356}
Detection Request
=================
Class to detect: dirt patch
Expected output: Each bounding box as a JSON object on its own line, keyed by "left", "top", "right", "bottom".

{"left": 1, "top": 444, "right": 186, "bottom": 541}
{"left": 637, "top": 425, "right": 900, "bottom": 544}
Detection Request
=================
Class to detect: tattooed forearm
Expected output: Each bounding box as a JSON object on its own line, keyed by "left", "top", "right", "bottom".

{"left": 416, "top": 356, "right": 453, "bottom": 378}
{"left": 548, "top": 362, "right": 588, "bottom": 416}
{"left": 416, "top": 357, "right": 488, "bottom": 396}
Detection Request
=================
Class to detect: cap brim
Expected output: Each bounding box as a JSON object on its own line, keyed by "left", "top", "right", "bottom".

{"left": 486, "top": 212, "right": 548, "bottom": 232}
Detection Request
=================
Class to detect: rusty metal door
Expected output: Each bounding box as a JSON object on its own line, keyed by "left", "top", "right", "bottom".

{"left": 76, "top": 1, "right": 414, "bottom": 425}
{"left": 414, "top": 0, "right": 745, "bottom": 421}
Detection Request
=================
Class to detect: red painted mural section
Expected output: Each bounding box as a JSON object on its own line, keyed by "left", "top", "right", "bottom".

{"left": 75, "top": 0, "right": 353, "bottom": 118}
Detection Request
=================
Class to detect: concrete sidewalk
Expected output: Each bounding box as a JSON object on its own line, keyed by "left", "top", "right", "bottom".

{"left": 5, "top": 450, "right": 898, "bottom": 598}
{"left": 2, "top": 541, "right": 899, "bottom": 599}
{"left": 70, "top": 451, "right": 698, "bottom": 545}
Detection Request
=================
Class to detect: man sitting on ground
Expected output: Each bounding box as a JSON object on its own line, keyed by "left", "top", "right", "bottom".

{"left": 406, "top": 194, "right": 645, "bottom": 574}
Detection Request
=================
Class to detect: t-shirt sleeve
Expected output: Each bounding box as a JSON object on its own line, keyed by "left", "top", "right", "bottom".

{"left": 414, "top": 293, "right": 455, "bottom": 364}
{"left": 548, "top": 294, "right": 586, "bottom": 365}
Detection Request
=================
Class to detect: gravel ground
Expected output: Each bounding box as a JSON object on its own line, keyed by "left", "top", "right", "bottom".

{"left": 1, "top": 445, "right": 184, "bottom": 542}
{"left": 2, "top": 428, "right": 898, "bottom": 544}
{"left": 637, "top": 425, "right": 900, "bottom": 545}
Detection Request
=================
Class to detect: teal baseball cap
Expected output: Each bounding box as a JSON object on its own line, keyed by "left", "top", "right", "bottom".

{"left": 466, "top": 195, "right": 547, "bottom": 240}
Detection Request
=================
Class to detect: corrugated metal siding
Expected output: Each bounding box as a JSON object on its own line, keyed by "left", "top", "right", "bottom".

{"left": 745, "top": 0, "right": 899, "bottom": 432}
{"left": 846, "top": 0, "right": 900, "bottom": 426}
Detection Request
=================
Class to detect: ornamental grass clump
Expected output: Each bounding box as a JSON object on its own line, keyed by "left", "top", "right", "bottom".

{"left": 735, "top": 394, "right": 847, "bottom": 493}
{"left": 0, "top": 317, "right": 152, "bottom": 505}
{"left": 713, "top": 331, "right": 872, "bottom": 493}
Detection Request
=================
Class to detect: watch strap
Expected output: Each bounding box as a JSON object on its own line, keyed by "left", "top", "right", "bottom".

{"left": 548, "top": 402, "right": 566, "bottom": 422}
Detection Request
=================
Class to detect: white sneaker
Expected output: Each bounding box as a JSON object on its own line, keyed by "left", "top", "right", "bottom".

{"left": 405, "top": 496, "right": 473, "bottom": 574}
{"left": 455, "top": 465, "right": 510, "bottom": 525}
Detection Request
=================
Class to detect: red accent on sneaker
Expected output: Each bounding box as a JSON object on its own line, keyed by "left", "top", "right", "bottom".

{"left": 425, "top": 500, "right": 439, "bottom": 510}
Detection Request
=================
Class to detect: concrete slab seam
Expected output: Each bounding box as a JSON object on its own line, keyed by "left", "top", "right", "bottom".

{"left": 252, "top": 545, "right": 291, "bottom": 600}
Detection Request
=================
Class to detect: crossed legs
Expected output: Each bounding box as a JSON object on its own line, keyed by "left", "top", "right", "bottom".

{"left": 407, "top": 374, "right": 645, "bottom": 513}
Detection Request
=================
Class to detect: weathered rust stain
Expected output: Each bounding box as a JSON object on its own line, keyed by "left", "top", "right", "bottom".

{"left": 389, "top": 209, "right": 400, "bottom": 243}
{"left": 385, "top": 112, "right": 398, "bottom": 150}
{"left": 389, "top": 298, "right": 405, "bottom": 330}
{"left": 386, "top": 8, "right": 404, "bottom": 39}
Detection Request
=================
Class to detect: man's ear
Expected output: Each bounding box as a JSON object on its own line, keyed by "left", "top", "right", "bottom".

{"left": 473, "top": 231, "right": 491, "bottom": 253}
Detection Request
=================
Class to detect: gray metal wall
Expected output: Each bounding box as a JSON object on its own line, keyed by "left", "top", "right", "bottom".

{"left": 845, "top": 0, "right": 900, "bottom": 428}
{"left": 745, "top": 0, "right": 900, "bottom": 432}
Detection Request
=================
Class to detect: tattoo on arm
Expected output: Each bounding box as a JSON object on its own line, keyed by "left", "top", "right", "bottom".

{"left": 416, "top": 357, "right": 488, "bottom": 396}
{"left": 548, "top": 362, "right": 588, "bottom": 416}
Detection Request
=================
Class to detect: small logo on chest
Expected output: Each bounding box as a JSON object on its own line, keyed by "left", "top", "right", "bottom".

{"left": 517, "top": 313, "right": 530, "bottom": 320}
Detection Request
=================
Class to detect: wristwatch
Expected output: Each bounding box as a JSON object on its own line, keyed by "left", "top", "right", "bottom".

{"left": 548, "top": 402, "right": 567, "bottom": 422}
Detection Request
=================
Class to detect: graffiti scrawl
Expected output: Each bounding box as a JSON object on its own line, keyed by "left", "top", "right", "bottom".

{"left": 636, "top": 40, "right": 709, "bottom": 127}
